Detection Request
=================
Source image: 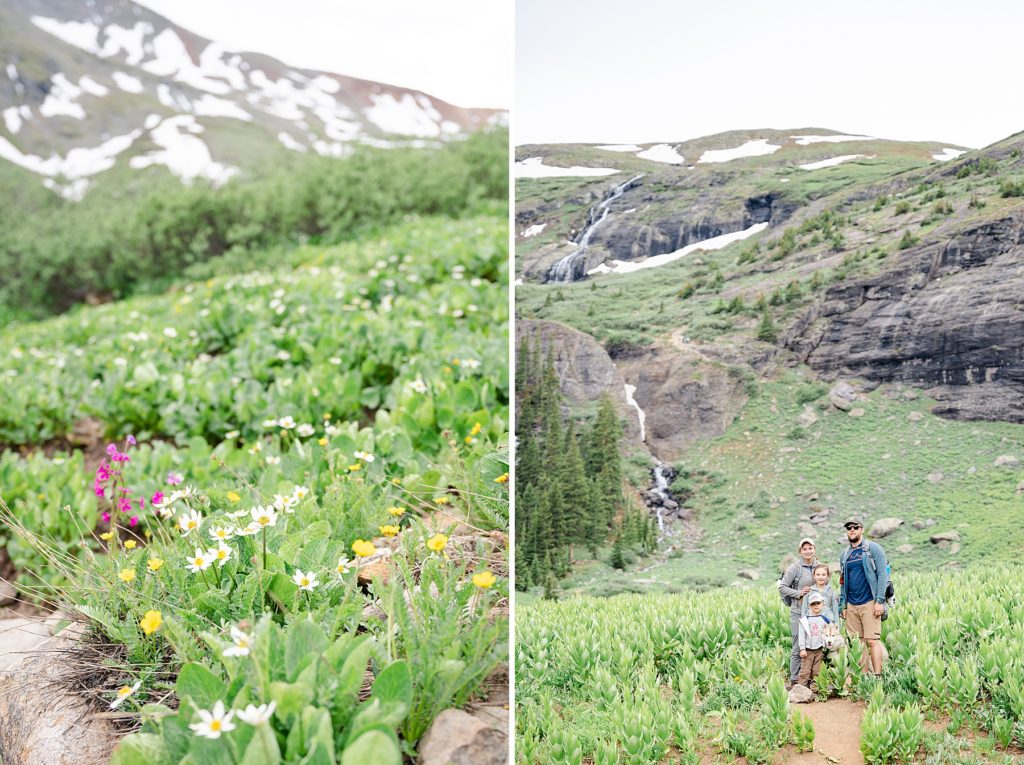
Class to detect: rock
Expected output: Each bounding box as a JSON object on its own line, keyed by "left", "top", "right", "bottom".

{"left": 896, "top": 544, "right": 915, "bottom": 554}
{"left": 950, "top": 542, "right": 962, "bottom": 555}
{"left": 1016, "top": 481, "right": 1024, "bottom": 494}
{"left": 0, "top": 620, "right": 116, "bottom": 764}
{"left": 967, "top": 466, "right": 977, "bottom": 475}
{"left": 903, "top": 390, "right": 919, "bottom": 401}
{"left": 797, "top": 407, "right": 819, "bottom": 428}
{"left": 737, "top": 570, "right": 760, "bottom": 581}
{"left": 418, "top": 709, "right": 507, "bottom": 765}
{"left": 357, "top": 560, "right": 391, "bottom": 586}
{"left": 788, "top": 684, "right": 815, "bottom": 704}
{"left": 994, "top": 455, "right": 1020, "bottom": 468}
{"left": 926, "top": 472, "right": 944, "bottom": 483}
{"left": 0, "top": 579, "right": 17, "bottom": 607}
{"left": 807, "top": 492, "right": 819, "bottom": 502}
{"left": 908, "top": 411, "right": 924, "bottom": 422}
{"left": 809, "top": 511, "right": 830, "bottom": 525}
{"left": 912, "top": 519, "right": 936, "bottom": 530}
{"left": 849, "top": 408, "right": 866, "bottom": 418}
{"left": 930, "top": 531, "right": 960, "bottom": 544}
{"left": 798, "top": 522, "right": 816, "bottom": 538}
{"left": 662, "top": 498, "right": 679, "bottom": 510}
{"left": 869, "top": 518, "right": 904, "bottom": 538}
{"left": 828, "top": 382, "right": 858, "bottom": 411}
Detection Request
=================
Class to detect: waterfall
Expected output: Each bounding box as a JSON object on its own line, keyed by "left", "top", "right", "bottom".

{"left": 547, "top": 174, "right": 644, "bottom": 283}
{"left": 624, "top": 383, "right": 646, "bottom": 442}
{"left": 650, "top": 462, "right": 673, "bottom": 534}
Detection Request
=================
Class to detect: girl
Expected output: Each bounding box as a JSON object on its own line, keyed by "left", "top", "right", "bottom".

{"left": 801, "top": 563, "right": 839, "bottom": 622}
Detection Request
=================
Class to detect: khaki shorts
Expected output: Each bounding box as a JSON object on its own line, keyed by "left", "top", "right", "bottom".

{"left": 845, "top": 602, "right": 882, "bottom": 640}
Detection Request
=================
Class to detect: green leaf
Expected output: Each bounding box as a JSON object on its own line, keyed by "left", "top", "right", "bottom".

{"left": 370, "top": 661, "right": 412, "bottom": 707}
{"left": 340, "top": 730, "right": 401, "bottom": 765}
{"left": 176, "top": 663, "right": 226, "bottom": 712}
{"left": 109, "top": 733, "right": 172, "bottom": 765}
{"left": 267, "top": 572, "right": 297, "bottom": 612}
{"left": 270, "top": 681, "right": 314, "bottom": 724}
{"left": 239, "top": 725, "right": 281, "bottom": 765}
{"left": 298, "top": 742, "right": 336, "bottom": 765}
{"left": 286, "top": 620, "right": 329, "bottom": 682}
{"left": 346, "top": 699, "right": 409, "bottom": 746}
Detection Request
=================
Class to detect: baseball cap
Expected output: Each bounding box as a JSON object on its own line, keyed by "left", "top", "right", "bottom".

{"left": 843, "top": 515, "right": 864, "bottom": 529}
{"left": 797, "top": 537, "right": 815, "bottom": 551}
{"left": 808, "top": 593, "right": 824, "bottom": 604}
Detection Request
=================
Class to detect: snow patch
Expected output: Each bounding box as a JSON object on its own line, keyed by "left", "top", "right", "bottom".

{"left": 193, "top": 94, "right": 252, "bottom": 121}
{"left": 40, "top": 74, "right": 86, "bottom": 120}
{"left": 142, "top": 29, "right": 233, "bottom": 95}
{"left": 2, "top": 106, "right": 31, "bottom": 134}
{"left": 522, "top": 223, "right": 547, "bottom": 238}
{"left": 624, "top": 383, "right": 646, "bottom": 442}
{"left": 130, "top": 115, "right": 237, "bottom": 185}
{"left": 798, "top": 154, "right": 871, "bottom": 170}
{"left": 365, "top": 92, "right": 442, "bottom": 137}
{"left": 933, "top": 147, "right": 966, "bottom": 162}
{"left": 515, "top": 157, "right": 620, "bottom": 178}
{"left": 596, "top": 144, "right": 642, "bottom": 152}
{"left": 112, "top": 71, "right": 144, "bottom": 93}
{"left": 157, "top": 83, "right": 191, "bottom": 111}
{"left": 43, "top": 177, "right": 91, "bottom": 201}
{"left": 0, "top": 128, "right": 141, "bottom": 179}
{"left": 144, "top": 113, "right": 162, "bottom": 129}
{"left": 792, "top": 134, "right": 877, "bottom": 145}
{"left": 100, "top": 23, "right": 151, "bottom": 65}
{"left": 30, "top": 16, "right": 101, "bottom": 52}
{"left": 588, "top": 222, "right": 769, "bottom": 275}
{"left": 699, "top": 139, "right": 780, "bottom": 163}
{"left": 636, "top": 143, "right": 685, "bottom": 164}
{"left": 277, "top": 132, "right": 307, "bottom": 153}
{"left": 78, "top": 76, "right": 109, "bottom": 97}
{"left": 310, "top": 75, "right": 340, "bottom": 94}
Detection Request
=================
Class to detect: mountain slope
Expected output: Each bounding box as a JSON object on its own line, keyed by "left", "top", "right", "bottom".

{"left": 0, "top": 0, "right": 502, "bottom": 198}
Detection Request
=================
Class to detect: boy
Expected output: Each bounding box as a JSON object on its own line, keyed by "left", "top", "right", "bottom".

{"left": 797, "top": 592, "right": 831, "bottom": 691}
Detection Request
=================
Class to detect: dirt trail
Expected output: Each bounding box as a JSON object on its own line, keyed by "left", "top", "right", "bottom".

{"left": 782, "top": 699, "right": 866, "bottom": 765}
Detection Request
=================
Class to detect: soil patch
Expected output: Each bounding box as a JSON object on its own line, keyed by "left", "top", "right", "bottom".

{"left": 781, "top": 698, "right": 866, "bottom": 765}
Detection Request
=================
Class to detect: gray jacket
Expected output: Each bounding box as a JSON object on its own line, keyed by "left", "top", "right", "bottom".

{"left": 838, "top": 540, "right": 888, "bottom": 613}
{"left": 778, "top": 559, "right": 818, "bottom": 614}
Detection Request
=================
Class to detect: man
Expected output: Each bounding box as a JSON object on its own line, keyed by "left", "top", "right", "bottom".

{"left": 778, "top": 537, "right": 818, "bottom": 688}
{"left": 838, "top": 516, "right": 889, "bottom": 676}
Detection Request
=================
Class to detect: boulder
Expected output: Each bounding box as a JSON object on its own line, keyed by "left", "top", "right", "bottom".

{"left": 0, "top": 620, "right": 116, "bottom": 765}
{"left": 1016, "top": 481, "right": 1024, "bottom": 494}
{"left": 849, "top": 408, "right": 866, "bottom": 418}
{"left": 950, "top": 542, "right": 962, "bottom": 555}
{"left": 737, "top": 570, "right": 760, "bottom": 581}
{"left": 926, "top": 472, "right": 944, "bottom": 483}
{"left": 912, "top": 519, "right": 936, "bottom": 530}
{"left": 994, "top": 455, "right": 1020, "bottom": 468}
{"left": 907, "top": 411, "right": 924, "bottom": 422}
{"left": 828, "top": 382, "right": 858, "bottom": 411}
{"left": 895, "top": 544, "right": 915, "bottom": 554}
{"left": 797, "top": 407, "right": 819, "bottom": 428}
{"left": 869, "top": 518, "right": 903, "bottom": 538}
{"left": 0, "top": 579, "right": 16, "bottom": 607}
{"left": 788, "top": 684, "right": 815, "bottom": 704}
{"left": 418, "top": 709, "right": 507, "bottom": 765}
{"left": 930, "top": 531, "right": 960, "bottom": 544}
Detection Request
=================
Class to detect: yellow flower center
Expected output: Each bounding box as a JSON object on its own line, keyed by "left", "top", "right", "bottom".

{"left": 187, "top": 520, "right": 197, "bottom": 529}
{"left": 194, "top": 558, "right": 204, "bottom": 566}
{"left": 211, "top": 720, "right": 222, "bottom": 732}
{"left": 301, "top": 578, "right": 310, "bottom": 586}
{"left": 118, "top": 686, "right": 132, "bottom": 697}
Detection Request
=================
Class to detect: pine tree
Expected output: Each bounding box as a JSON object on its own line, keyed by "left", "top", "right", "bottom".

{"left": 610, "top": 534, "right": 626, "bottom": 570}
{"left": 757, "top": 308, "right": 778, "bottom": 343}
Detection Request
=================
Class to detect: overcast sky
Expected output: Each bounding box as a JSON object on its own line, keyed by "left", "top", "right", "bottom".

{"left": 136, "top": 0, "right": 512, "bottom": 109}
{"left": 516, "top": 0, "right": 1024, "bottom": 148}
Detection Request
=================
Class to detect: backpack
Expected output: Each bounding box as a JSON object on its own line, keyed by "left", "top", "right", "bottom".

{"left": 778, "top": 562, "right": 802, "bottom": 608}
{"left": 841, "top": 542, "right": 895, "bottom": 620}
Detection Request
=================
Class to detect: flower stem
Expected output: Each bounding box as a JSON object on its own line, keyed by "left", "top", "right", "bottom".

{"left": 262, "top": 528, "right": 267, "bottom": 570}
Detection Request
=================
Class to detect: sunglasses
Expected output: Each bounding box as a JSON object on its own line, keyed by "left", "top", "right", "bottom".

{"left": 845, "top": 524, "right": 862, "bottom": 530}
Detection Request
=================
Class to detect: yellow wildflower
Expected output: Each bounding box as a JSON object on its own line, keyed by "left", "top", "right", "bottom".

{"left": 379, "top": 525, "right": 400, "bottom": 538}
{"left": 464, "top": 436, "right": 474, "bottom": 444}
{"left": 140, "top": 610, "right": 162, "bottom": 635}
{"left": 348, "top": 463, "right": 362, "bottom": 472}
{"left": 435, "top": 496, "right": 451, "bottom": 505}
{"left": 452, "top": 358, "right": 461, "bottom": 366}
{"left": 470, "top": 422, "right": 482, "bottom": 436}
{"left": 426, "top": 534, "right": 448, "bottom": 553}
{"left": 124, "top": 540, "right": 137, "bottom": 550}
{"left": 391, "top": 477, "right": 402, "bottom": 485}
{"left": 472, "top": 570, "right": 497, "bottom": 589}
{"left": 148, "top": 558, "right": 164, "bottom": 572}
{"left": 118, "top": 568, "right": 136, "bottom": 583}
{"left": 318, "top": 437, "right": 329, "bottom": 446}
{"left": 352, "top": 539, "right": 376, "bottom": 558}
{"left": 100, "top": 531, "right": 115, "bottom": 541}
{"left": 323, "top": 412, "right": 332, "bottom": 420}
{"left": 495, "top": 472, "right": 509, "bottom": 484}
{"left": 227, "top": 491, "right": 241, "bottom": 503}
{"left": 387, "top": 506, "right": 405, "bottom": 517}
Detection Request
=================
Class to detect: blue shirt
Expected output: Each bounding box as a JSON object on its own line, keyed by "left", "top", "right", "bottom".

{"left": 844, "top": 545, "right": 873, "bottom": 606}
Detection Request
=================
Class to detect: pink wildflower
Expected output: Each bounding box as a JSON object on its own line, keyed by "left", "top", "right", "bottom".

{"left": 151, "top": 491, "right": 164, "bottom": 506}
{"left": 138, "top": 497, "right": 146, "bottom": 510}
{"left": 101, "top": 511, "right": 111, "bottom": 522}
{"left": 112, "top": 451, "right": 130, "bottom": 464}
{"left": 167, "top": 472, "right": 183, "bottom": 486}
{"left": 96, "top": 463, "right": 111, "bottom": 481}
{"left": 126, "top": 435, "right": 136, "bottom": 446}
{"left": 106, "top": 443, "right": 118, "bottom": 457}
{"left": 117, "top": 497, "right": 131, "bottom": 513}
{"left": 93, "top": 480, "right": 105, "bottom": 498}
{"left": 129, "top": 516, "right": 139, "bottom": 527}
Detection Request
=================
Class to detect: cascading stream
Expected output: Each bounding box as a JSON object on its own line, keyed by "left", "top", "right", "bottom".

{"left": 547, "top": 174, "right": 644, "bottom": 282}
{"left": 650, "top": 462, "right": 671, "bottom": 533}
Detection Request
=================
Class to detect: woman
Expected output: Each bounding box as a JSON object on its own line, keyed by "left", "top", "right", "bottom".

{"left": 778, "top": 537, "right": 818, "bottom": 688}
